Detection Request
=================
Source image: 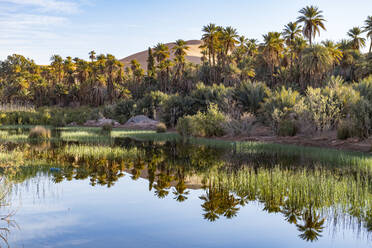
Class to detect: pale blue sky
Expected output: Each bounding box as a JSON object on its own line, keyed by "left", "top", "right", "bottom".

{"left": 0, "top": 0, "right": 371, "bottom": 64}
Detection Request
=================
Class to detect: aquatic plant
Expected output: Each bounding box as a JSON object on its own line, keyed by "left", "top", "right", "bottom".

{"left": 28, "top": 126, "right": 51, "bottom": 140}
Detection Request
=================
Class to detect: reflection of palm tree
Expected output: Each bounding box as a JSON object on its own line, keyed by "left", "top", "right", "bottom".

{"left": 281, "top": 202, "right": 302, "bottom": 224}
{"left": 222, "top": 194, "right": 240, "bottom": 219}
{"left": 173, "top": 180, "right": 190, "bottom": 202}
{"left": 296, "top": 208, "right": 325, "bottom": 242}
{"left": 200, "top": 186, "right": 240, "bottom": 222}
{"left": 200, "top": 189, "right": 221, "bottom": 222}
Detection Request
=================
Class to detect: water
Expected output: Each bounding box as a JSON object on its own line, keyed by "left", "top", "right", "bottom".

{"left": 0, "top": 129, "right": 371, "bottom": 247}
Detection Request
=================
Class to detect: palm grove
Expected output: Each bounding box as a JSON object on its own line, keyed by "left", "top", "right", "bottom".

{"left": 1, "top": 6, "right": 372, "bottom": 139}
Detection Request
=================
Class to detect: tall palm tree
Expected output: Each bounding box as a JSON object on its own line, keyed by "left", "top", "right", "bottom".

{"left": 153, "top": 43, "right": 170, "bottom": 64}
{"left": 246, "top": 39, "right": 259, "bottom": 57}
{"left": 364, "top": 16, "right": 372, "bottom": 53}
{"left": 283, "top": 22, "right": 303, "bottom": 66}
{"left": 50, "top": 55, "right": 64, "bottom": 83}
{"left": 105, "top": 54, "right": 121, "bottom": 103}
{"left": 89, "top": 50, "right": 96, "bottom": 62}
{"left": 297, "top": 5, "right": 326, "bottom": 45}
{"left": 261, "top": 32, "right": 284, "bottom": 80}
{"left": 347, "top": 27, "right": 366, "bottom": 51}
{"left": 321, "top": 40, "right": 343, "bottom": 65}
{"left": 301, "top": 44, "right": 333, "bottom": 87}
{"left": 222, "top": 26, "right": 239, "bottom": 56}
{"left": 153, "top": 43, "right": 171, "bottom": 90}
{"left": 282, "top": 22, "right": 303, "bottom": 45}
{"left": 202, "top": 23, "right": 218, "bottom": 66}
{"left": 172, "top": 39, "right": 189, "bottom": 80}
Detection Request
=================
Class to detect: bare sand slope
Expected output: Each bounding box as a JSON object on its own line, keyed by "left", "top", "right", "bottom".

{"left": 120, "top": 40, "right": 203, "bottom": 69}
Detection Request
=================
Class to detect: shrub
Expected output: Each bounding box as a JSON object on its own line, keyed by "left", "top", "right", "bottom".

{"left": 190, "top": 82, "right": 231, "bottom": 113}
{"left": 161, "top": 95, "right": 194, "bottom": 127}
{"left": 176, "top": 116, "right": 194, "bottom": 137}
{"left": 29, "top": 126, "right": 51, "bottom": 140}
{"left": 176, "top": 104, "right": 226, "bottom": 137}
{"left": 232, "top": 80, "right": 269, "bottom": 114}
{"left": 114, "top": 99, "right": 135, "bottom": 121}
{"left": 337, "top": 120, "right": 353, "bottom": 140}
{"left": 305, "top": 82, "right": 361, "bottom": 132}
{"left": 135, "top": 91, "right": 169, "bottom": 119}
{"left": 156, "top": 123, "right": 167, "bottom": 133}
{"left": 349, "top": 98, "right": 372, "bottom": 139}
{"left": 262, "top": 86, "right": 305, "bottom": 133}
{"left": 101, "top": 124, "right": 113, "bottom": 135}
{"left": 277, "top": 120, "right": 298, "bottom": 136}
{"left": 223, "top": 114, "right": 255, "bottom": 136}
{"left": 90, "top": 109, "right": 103, "bottom": 121}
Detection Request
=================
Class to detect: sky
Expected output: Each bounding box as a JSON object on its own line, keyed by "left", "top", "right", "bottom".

{"left": 0, "top": 0, "right": 371, "bottom": 64}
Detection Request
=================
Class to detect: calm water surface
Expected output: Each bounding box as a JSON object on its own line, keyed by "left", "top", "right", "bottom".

{"left": 0, "top": 131, "right": 371, "bottom": 247}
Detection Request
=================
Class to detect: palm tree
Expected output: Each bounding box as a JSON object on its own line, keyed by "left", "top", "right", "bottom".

{"left": 130, "top": 59, "right": 144, "bottom": 82}
{"left": 297, "top": 5, "right": 326, "bottom": 45}
{"left": 347, "top": 27, "right": 366, "bottom": 51}
{"left": 202, "top": 23, "right": 218, "bottom": 66}
{"left": 89, "top": 50, "right": 96, "bottom": 62}
{"left": 246, "top": 39, "right": 259, "bottom": 57}
{"left": 301, "top": 44, "right": 333, "bottom": 87}
{"left": 50, "top": 55, "right": 64, "bottom": 83}
{"left": 222, "top": 26, "right": 239, "bottom": 57}
{"left": 282, "top": 22, "right": 303, "bottom": 45}
{"left": 173, "top": 39, "right": 189, "bottom": 80}
{"left": 261, "top": 32, "right": 284, "bottom": 81}
{"left": 105, "top": 54, "right": 121, "bottom": 103}
{"left": 321, "top": 40, "right": 343, "bottom": 65}
{"left": 283, "top": 22, "right": 302, "bottom": 66}
{"left": 153, "top": 43, "right": 170, "bottom": 64}
{"left": 364, "top": 16, "right": 372, "bottom": 53}
{"left": 154, "top": 43, "right": 171, "bottom": 90}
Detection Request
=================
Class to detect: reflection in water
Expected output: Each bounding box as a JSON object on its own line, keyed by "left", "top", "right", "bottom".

{"left": 0, "top": 179, "right": 18, "bottom": 248}
{"left": 0, "top": 137, "right": 372, "bottom": 245}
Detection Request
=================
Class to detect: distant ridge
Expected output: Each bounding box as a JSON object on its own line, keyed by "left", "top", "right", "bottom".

{"left": 119, "top": 40, "right": 203, "bottom": 69}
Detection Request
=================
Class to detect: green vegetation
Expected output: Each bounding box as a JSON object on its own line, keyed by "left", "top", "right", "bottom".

{"left": 0, "top": 6, "right": 371, "bottom": 141}
{"left": 156, "top": 123, "right": 167, "bottom": 133}
{"left": 28, "top": 126, "right": 51, "bottom": 140}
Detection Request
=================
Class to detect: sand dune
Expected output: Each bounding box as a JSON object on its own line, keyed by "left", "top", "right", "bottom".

{"left": 120, "top": 40, "right": 203, "bottom": 69}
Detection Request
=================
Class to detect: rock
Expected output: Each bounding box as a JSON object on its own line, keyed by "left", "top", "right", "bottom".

{"left": 84, "top": 118, "right": 120, "bottom": 127}
{"left": 125, "top": 115, "right": 158, "bottom": 125}
{"left": 124, "top": 115, "right": 160, "bottom": 130}
{"left": 67, "top": 122, "right": 77, "bottom": 126}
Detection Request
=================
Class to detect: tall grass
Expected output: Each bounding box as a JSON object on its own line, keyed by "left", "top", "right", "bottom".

{"left": 0, "top": 104, "right": 35, "bottom": 112}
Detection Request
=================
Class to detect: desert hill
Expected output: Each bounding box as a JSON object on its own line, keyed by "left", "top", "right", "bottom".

{"left": 120, "top": 40, "right": 203, "bottom": 69}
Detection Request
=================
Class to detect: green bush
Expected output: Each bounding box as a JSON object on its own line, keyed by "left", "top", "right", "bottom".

{"left": 29, "top": 126, "right": 51, "bottom": 140}
{"left": 232, "top": 80, "right": 269, "bottom": 114}
{"left": 277, "top": 120, "right": 298, "bottom": 136}
{"left": 161, "top": 95, "right": 194, "bottom": 127}
{"left": 114, "top": 99, "right": 135, "bottom": 121}
{"left": 156, "top": 123, "right": 167, "bottom": 133}
{"left": 190, "top": 82, "right": 231, "bottom": 113}
{"left": 101, "top": 124, "right": 113, "bottom": 135}
{"left": 337, "top": 120, "right": 353, "bottom": 140}
{"left": 176, "top": 104, "right": 226, "bottom": 137}
{"left": 176, "top": 116, "right": 194, "bottom": 137}
{"left": 135, "top": 91, "right": 169, "bottom": 119}
{"left": 262, "top": 86, "right": 305, "bottom": 133}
